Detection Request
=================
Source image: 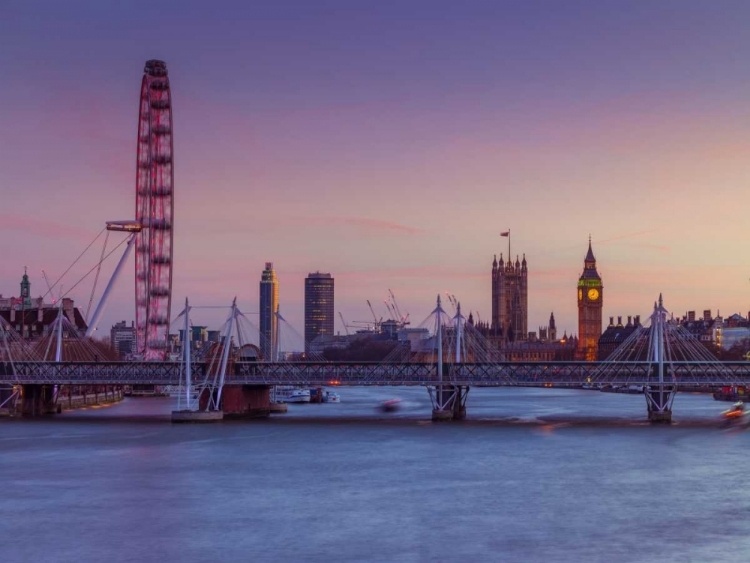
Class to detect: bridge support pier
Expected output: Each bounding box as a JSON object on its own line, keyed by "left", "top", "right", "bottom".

{"left": 20, "top": 385, "right": 57, "bottom": 417}
{"left": 429, "top": 385, "right": 469, "bottom": 421}
{"left": 645, "top": 384, "right": 674, "bottom": 423}
{"left": 197, "top": 385, "right": 271, "bottom": 419}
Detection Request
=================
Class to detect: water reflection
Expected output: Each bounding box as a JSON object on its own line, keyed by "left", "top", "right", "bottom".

{"left": 1, "top": 388, "right": 748, "bottom": 563}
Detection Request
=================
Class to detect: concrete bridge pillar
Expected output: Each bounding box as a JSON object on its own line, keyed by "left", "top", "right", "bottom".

{"left": 20, "top": 385, "right": 57, "bottom": 417}
{"left": 197, "top": 384, "right": 272, "bottom": 419}
{"left": 645, "top": 384, "right": 674, "bottom": 423}
{"left": 430, "top": 385, "right": 469, "bottom": 421}
{"left": 452, "top": 385, "right": 469, "bottom": 420}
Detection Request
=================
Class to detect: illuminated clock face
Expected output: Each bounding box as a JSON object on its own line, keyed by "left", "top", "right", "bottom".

{"left": 588, "top": 288, "right": 600, "bottom": 301}
{"left": 578, "top": 289, "right": 582, "bottom": 301}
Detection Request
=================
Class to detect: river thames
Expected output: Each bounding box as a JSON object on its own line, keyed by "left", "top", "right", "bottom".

{"left": 2, "top": 387, "right": 750, "bottom": 562}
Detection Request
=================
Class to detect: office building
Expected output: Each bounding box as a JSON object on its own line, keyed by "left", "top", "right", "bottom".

{"left": 304, "top": 272, "right": 334, "bottom": 353}
{"left": 110, "top": 320, "right": 136, "bottom": 358}
{"left": 259, "top": 262, "right": 279, "bottom": 360}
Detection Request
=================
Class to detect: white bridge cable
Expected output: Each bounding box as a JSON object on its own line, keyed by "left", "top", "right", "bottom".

{"left": 276, "top": 312, "right": 326, "bottom": 363}
{"left": 197, "top": 314, "right": 234, "bottom": 411}
{"left": 362, "top": 297, "right": 511, "bottom": 386}
{"left": 57, "top": 235, "right": 132, "bottom": 302}
{"left": 85, "top": 230, "right": 110, "bottom": 322}
{"left": 362, "top": 301, "right": 448, "bottom": 384}
{"left": 0, "top": 315, "right": 40, "bottom": 382}
{"left": 590, "top": 298, "right": 740, "bottom": 387}
{"left": 33, "top": 313, "right": 112, "bottom": 362}
{"left": 0, "top": 388, "right": 19, "bottom": 409}
{"left": 42, "top": 227, "right": 107, "bottom": 302}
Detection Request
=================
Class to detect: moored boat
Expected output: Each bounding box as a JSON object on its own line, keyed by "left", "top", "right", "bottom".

{"left": 322, "top": 391, "right": 341, "bottom": 403}
{"left": 274, "top": 386, "right": 311, "bottom": 404}
{"left": 713, "top": 386, "right": 749, "bottom": 402}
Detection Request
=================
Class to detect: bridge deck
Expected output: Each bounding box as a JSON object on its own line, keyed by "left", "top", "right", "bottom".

{"left": 2, "top": 361, "right": 750, "bottom": 388}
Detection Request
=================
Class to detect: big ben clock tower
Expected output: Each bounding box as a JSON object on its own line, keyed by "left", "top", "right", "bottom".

{"left": 577, "top": 237, "right": 603, "bottom": 361}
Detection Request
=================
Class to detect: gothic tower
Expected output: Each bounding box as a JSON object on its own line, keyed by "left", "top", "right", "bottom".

{"left": 549, "top": 312, "right": 557, "bottom": 342}
{"left": 577, "top": 238, "right": 603, "bottom": 361}
{"left": 491, "top": 253, "right": 528, "bottom": 342}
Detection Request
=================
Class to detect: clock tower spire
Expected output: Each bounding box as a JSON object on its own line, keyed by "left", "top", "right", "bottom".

{"left": 20, "top": 267, "right": 32, "bottom": 308}
{"left": 577, "top": 237, "right": 603, "bottom": 361}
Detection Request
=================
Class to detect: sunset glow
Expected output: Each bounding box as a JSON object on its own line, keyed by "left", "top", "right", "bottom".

{"left": 2, "top": 0, "right": 749, "bottom": 339}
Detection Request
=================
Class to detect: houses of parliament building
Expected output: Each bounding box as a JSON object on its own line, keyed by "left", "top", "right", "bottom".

{"left": 486, "top": 238, "right": 603, "bottom": 361}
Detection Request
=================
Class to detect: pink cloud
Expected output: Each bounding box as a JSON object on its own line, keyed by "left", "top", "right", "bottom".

{"left": 297, "top": 216, "right": 425, "bottom": 236}
{"left": 0, "top": 214, "right": 95, "bottom": 242}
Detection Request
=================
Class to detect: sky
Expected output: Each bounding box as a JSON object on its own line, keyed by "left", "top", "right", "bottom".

{"left": 2, "top": 0, "right": 750, "bottom": 345}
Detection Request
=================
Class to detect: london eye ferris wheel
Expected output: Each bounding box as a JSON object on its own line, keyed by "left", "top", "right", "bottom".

{"left": 134, "top": 60, "right": 174, "bottom": 360}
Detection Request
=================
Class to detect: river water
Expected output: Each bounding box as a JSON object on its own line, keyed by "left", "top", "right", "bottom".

{"left": 2, "top": 387, "right": 750, "bottom": 562}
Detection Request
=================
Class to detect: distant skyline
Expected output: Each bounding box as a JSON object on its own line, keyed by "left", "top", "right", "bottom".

{"left": 2, "top": 0, "right": 750, "bottom": 342}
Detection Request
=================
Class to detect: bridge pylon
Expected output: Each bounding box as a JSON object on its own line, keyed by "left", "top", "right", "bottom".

{"left": 427, "top": 297, "right": 471, "bottom": 421}
{"left": 645, "top": 295, "right": 674, "bottom": 422}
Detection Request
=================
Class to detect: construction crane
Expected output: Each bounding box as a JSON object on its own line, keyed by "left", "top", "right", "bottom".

{"left": 383, "top": 300, "right": 397, "bottom": 321}
{"left": 444, "top": 292, "right": 455, "bottom": 313}
{"left": 366, "top": 300, "right": 382, "bottom": 330}
{"left": 444, "top": 292, "right": 461, "bottom": 314}
{"left": 338, "top": 312, "right": 350, "bottom": 336}
{"left": 41, "top": 270, "right": 58, "bottom": 304}
{"left": 388, "top": 289, "right": 410, "bottom": 326}
{"left": 388, "top": 289, "right": 403, "bottom": 321}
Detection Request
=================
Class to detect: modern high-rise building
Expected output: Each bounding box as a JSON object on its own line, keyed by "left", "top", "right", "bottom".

{"left": 259, "top": 262, "right": 279, "bottom": 361}
{"left": 110, "top": 320, "right": 136, "bottom": 358}
{"left": 577, "top": 238, "right": 603, "bottom": 361}
{"left": 491, "top": 254, "right": 528, "bottom": 342}
{"left": 304, "top": 272, "right": 334, "bottom": 353}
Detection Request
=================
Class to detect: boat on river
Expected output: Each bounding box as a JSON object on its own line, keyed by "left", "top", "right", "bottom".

{"left": 722, "top": 401, "right": 749, "bottom": 427}
{"left": 322, "top": 391, "right": 341, "bottom": 403}
{"left": 714, "top": 386, "right": 749, "bottom": 402}
{"left": 274, "top": 387, "right": 311, "bottom": 404}
{"left": 379, "top": 398, "right": 401, "bottom": 413}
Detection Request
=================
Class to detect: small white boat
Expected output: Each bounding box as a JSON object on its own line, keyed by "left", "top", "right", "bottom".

{"left": 323, "top": 391, "right": 341, "bottom": 403}
{"left": 286, "top": 389, "right": 311, "bottom": 403}
{"left": 274, "top": 387, "right": 311, "bottom": 404}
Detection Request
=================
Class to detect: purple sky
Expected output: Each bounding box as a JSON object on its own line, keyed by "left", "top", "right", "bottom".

{"left": 2, "top": 0, "right": 750, "bottom": 343}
